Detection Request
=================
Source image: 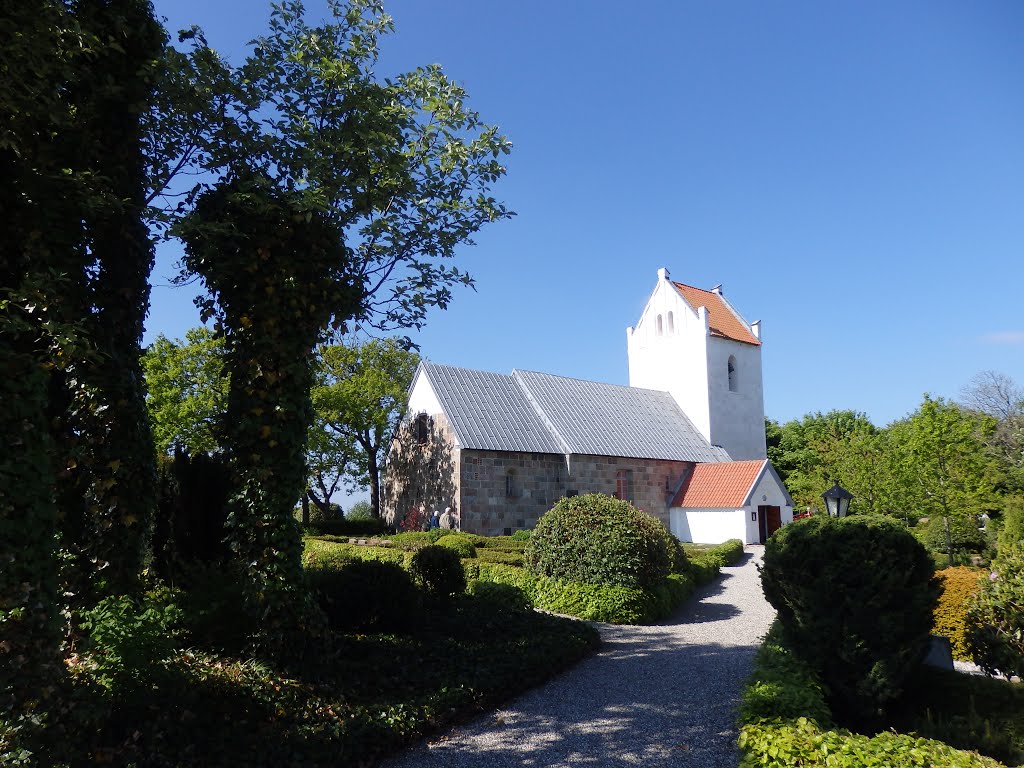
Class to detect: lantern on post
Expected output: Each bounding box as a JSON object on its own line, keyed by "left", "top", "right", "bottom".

{"left": 822, "top": 483, "right": 854, "bottom": 518}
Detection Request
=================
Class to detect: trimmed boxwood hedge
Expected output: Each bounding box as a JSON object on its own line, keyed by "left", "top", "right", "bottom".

{"left": 738, "top": 622, "right": 1005, "bottom": 768}
{"left": 436, "top": 534, "right": 478, "bottom": 558}
{"left": 304, "top": 533, "right": 735, "bottom": 625}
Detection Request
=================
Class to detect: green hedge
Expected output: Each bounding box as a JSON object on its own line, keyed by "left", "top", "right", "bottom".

{"left": 303, "top": 537, "right": 725, "bottom": 625}
{"left": 303, "top": 539, "right": 410, "bottom": 569}
{"left": 469, "top": 561, "right": 697, "bottom": 624}
{"left": 687, "top": 539, "right": 745, "bottom": 583}
{"left": 476, "top": 549, "right": 524, "bottom": 566}
{"left": 737, "top": 622, "right": 1004, "bottom": 768}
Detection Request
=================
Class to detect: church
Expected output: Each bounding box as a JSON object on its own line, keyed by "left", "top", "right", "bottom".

{"left": 381, "top": 268, "right": 793, "bottom": 544}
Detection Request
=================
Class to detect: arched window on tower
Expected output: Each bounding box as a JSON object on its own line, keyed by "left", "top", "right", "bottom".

{"left": 505, "top": 469, "right": 517, "bottom": 498}
{"left": 656, "top": 314, "right": 663, "bottom": 336}
{"left": 667, "top": 311, "right": 674, "bottom": 333}
{"left": 728, "top": 356, "right": 738, "bottom": 392}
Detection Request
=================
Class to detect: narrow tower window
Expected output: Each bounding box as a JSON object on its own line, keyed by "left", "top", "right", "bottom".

{"left": 505, "top": 470, "right": 516, "bottom": 498}
{"left": 656, "top": 314, "right": 663, "bottom": 336}
{"left": 667, "top": 311, "right": 674, "bottom": 333}
{"left": 415, "top": 412, "right": 429, "bottom": 443}
{"left": 728, "top": 356, "right": 738, "bottom": 392}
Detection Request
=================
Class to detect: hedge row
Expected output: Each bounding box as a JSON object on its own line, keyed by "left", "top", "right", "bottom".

{"left": 304, "top": 536, "right": 738, "bottom": 625}
{"left": 737, "top": 623, "right": 1004, "bottom": 768}
{"left": 468, "top": 561, "right": 697, "bottom": 624}
{"left": 687, "top": 539, "right": 745, "bottom": 582}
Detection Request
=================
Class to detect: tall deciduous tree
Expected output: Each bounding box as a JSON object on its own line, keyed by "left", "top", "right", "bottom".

{"left": 142, "top": 328, "right": 227, "bottom": 455}
{"left": 147, "top": 0, "right": 511, "bottom": 636}
{"left": 312, "top": 338, "right": 420, "bottom": 517}
{"left": 960, "top": 370, "right": 1024, "bottom": 494}
{"left": 888, "top": 395, "right": 998, "bottom": 565}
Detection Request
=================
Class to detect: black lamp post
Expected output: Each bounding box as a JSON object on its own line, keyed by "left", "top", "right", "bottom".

{"left": 822, "top": 483, "right": 854, "bottom": 518}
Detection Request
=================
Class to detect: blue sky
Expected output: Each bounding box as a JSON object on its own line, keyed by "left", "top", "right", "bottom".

{"left": 147, "top": 0, "right": 1024, "bottom": 429}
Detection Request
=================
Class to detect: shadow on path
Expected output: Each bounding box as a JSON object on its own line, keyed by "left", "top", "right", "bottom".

{"left": 383, "top": 547, "right": 774, "bottom": 768}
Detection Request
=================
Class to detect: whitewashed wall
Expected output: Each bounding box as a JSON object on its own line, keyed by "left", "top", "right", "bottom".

{"left": 627, "top": 268, "right": 766, "bottom": 461}
{"left": 671, "top": 508, "right": 748, "bottom": 544}
{"left": 627, "top": 269, "right": 712, "bottom": 442}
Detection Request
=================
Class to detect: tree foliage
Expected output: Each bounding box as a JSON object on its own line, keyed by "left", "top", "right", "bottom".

{"left": 146, "top": 0, "right": 513, "bottom": 332}
{"left": 312, "top": 338, "right": 420, "bottom": 516}
{"left": 142, "top": 328, "right": 227, "bottom": 455}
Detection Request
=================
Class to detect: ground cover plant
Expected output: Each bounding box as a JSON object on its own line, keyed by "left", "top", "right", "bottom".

{"left": 738, "top": 622, "right": 1009, "bottom": 767}
{"left": 18, "top": 542, "right": 598, "bottom": 766}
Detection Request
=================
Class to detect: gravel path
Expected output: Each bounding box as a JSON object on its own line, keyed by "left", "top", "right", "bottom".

{"left": 383, "top": 547, "right": 776, "bottom": 768}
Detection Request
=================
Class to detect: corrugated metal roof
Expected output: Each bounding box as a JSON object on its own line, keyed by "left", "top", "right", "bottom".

{"left": 421, "top": 363, "right": 566, "bottom": 454}
{"left": 419, "top": 362, "right": 728, "bottom": 462}
{"left": 514, "top": 370, "right": 730, "bottom": 462}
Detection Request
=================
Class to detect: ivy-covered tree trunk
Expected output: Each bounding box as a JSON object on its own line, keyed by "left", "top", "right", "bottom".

{"left": 0, "top": 350, "right": 62, "bottom": 740}
{"left": 70, "top": 0, "right": 164, "bottom": 594}
{"left": 177, "top": 176, "right": 360, "bottom": 645}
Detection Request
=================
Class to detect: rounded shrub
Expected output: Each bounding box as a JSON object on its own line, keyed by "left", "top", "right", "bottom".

{"left": 760, "top": 514, "right": 939, "bottom": 724}
{"left": 307, "top": 559, "right": 419, "bottom": 633}
{"left": 409, "top": 545, "right": 467, "bottom": 598}
{"left": 934, "top": 566, "right": 985, "bottom": 661}
{"left": 435, "top": 534, "right": 478, "bottom": 559}
{"left": 525, "top": 494, "right": 676, "bottom": 590}
{"left": 966, "top": 543, "right": 1024, "bottom": 678}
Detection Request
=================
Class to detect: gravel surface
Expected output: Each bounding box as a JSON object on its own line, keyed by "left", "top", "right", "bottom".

{"left": 383, "top": 547, "right": 776, "bottom": 768}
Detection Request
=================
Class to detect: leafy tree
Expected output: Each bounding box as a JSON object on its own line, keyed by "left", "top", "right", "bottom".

{"left": 312, "top": 338, "right": 420, "bottom": 517}
{"left": 146, "top": 0, "right": 512, "bottom": 332}
{"left": 142, "top": 328, "right": 227, "bottom": 455}
{"left": 176, "top": 174, "right": 355, "bottom": 644}
{"left": 888, "top": 395, "right": 998, "bottom": 566}
{"left": 147, "top": 1, "right": 510, "bottom": 637}
{"left": 966, "top": 543, "right": 1024, "bottom": 678}
{"left": 960, "top": 370, "right": 1024, "bottom": 494}
{"left": 766, "top": 410, "right": 890, "bottom": 514}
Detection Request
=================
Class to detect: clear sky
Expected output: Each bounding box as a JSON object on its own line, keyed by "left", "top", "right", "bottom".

{"left": 147, "top": 0, "right": 1024, "bottom": 429}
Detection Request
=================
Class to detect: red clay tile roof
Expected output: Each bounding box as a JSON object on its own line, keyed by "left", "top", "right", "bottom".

{"left": 673, "top": 282, "right": 760, "bottom": 346}
{"left": 672, "top": 460, "right": 768, "bottom": 508}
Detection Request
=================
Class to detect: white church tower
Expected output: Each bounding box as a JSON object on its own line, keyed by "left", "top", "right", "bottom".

{"left": 626, "top": 267, "right": 767, "bottom": 461}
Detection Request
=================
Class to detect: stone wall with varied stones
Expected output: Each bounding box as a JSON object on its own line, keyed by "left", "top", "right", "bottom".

{"left": 459, "top": 450, "right": 694, "bottom": 535}
{"left": 381, "top": 412, "right": 461, "bottom": 530}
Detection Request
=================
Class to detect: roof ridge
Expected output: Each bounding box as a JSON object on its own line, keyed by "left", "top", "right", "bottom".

{"left": 511, "top": 371, "right": 572, "bottom": 455}
{"left": 515, "top": 368, "right": 673, "bottom": 397}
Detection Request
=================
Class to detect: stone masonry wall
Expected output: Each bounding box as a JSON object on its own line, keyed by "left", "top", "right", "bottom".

{"left": 459, "top": 450, "right": 693, "bottom": 535}
{"left": 381, "top": 413, "right": 461, "bottom": 530}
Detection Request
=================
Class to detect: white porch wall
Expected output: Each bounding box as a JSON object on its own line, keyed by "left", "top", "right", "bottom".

{"left": 671, "top": 508, "right": 748, "bottom": 544}
{"left": 749, "top": 471, "right": 794, "bottom": 527}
